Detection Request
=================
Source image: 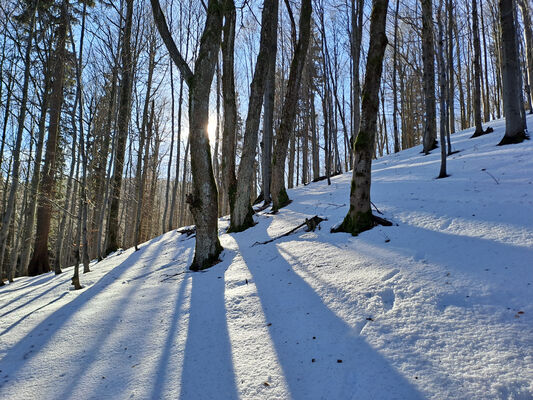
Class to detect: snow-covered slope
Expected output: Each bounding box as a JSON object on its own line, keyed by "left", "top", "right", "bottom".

{"left": 1, "top": 116, "right": 532, "bottom": 400}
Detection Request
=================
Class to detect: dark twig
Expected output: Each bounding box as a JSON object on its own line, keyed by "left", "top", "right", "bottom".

{"left": 252, "top": 216, "right": 327, "bottom": 246}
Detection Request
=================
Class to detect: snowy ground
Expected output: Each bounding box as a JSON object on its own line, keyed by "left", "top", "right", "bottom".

{"left": 1, "top": 116, "right": 532, "bottom": 400}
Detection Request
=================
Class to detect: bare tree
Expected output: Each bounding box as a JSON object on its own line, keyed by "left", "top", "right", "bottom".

{"left": 151, "top": 0, "right": 223, "bottom": 270}
{"left": 270, "top": 0, "right": 312, "bottom": 211}
{"left": 333, "top": 0, "right": 389, "bottom": 235}
{"left": 498, "top": 0, "right": 529, "bottom": 144}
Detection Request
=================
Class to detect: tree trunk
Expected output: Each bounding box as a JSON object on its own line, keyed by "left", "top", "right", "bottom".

{"left": 151, "top": 0, "right": 223, "bottom": 270}
{"left": 335, "top": 0, "right": 389, "bottom": 235}
{"left": 517, "top": 0, "right": 533, "bottom": 114}
{"left": 447, "top": 0, "right": 455, "bottom": 138}
{"left": 134, "top": 35, "right": 156, "bottom": 249}
{"left": 271, "top": 0, "right": 312, "bottom": 211}
{"left": 421, "top": 0, "right": 437, "bottom": 153}
{"left": 498, "top": 0, "right": 529, "bottom": 144}
{"left": 106, "top": 0, "right": 134, "bottom": 255}
{"left": 261, "top": 8, "right": 278, "bottom": 205}
{"left": 471, "top": 0, "right": 485, "bottom": 137}
{"left": 28, "top": 0, "right": 69, "bottom": 276}
{"left": 229, "top": 0, "right": 279, "bottom": 232}
{"left": 392, "top": 0, "right": 401, "bottom": 153}
{"left": 0, "top": 1, "right": 37, "bottom": 283}
{"left": 351, "top": 0, "right": 364, "bottom": 148}
{"left": 221, "top": 0, "right": 237, "bottom": 216}
{"left": 437, "top": 0, "right": 449, "bottom": 178}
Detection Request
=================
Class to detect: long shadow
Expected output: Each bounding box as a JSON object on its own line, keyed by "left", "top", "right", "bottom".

{"left": 150, "top": 272, "right": 191, "bottom": 399}
{"left": 0, "top": 275, "right": 53, "bottom": 298}
{"left": 239, "top": 242, "right": 425, "bottom": 400}
{"left": 0, "top": 292, "right": 69, "bottom": 337}
{"left": 0, "top": 280, "right": 67, "bottom": 319}
{"left": 179, "top": 254, "right": 239, "bottom": 400}
{"left": 0, "top": 235, "right": 168, "bottom": 384}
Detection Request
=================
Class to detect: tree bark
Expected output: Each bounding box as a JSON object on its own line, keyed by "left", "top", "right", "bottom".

{"left": 498, "top": 0, "right": 529, "bottom": 144}
{"left": 437, "top": 0, "right": 449, "bottom": 178}
{"left": 221, "top": 0, "right": 237, "bottom": 216}
{"left": 151, "top": 0, "right": 223, "bottom": 270}
{"left": 28, "top": 0, "right": 69, "bottom": 276}
{"left": 0, "top": 1, "right": 37, "bottom": 283}
{"left": 230, "top": 0, "right": 279, "bottom": 232}
{"left": 517, "top": 0, "right": 533, "bottom": 113}
{"left": 471, "top": 0, "right": 486, "bottom": 137}
{"left": 421, "top": 0, "right": 437, "bottom": 153}
{"left": 271, "top": 0, "right": 312, "bottom": 211}
{"left": 335, "top": 0, "right": 389, "bottom": 235}
{"left": 106, "top": 0, "right": 134, "bottom": 255}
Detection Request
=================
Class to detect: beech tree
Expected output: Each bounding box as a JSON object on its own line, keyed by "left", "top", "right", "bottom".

{"left": 333, "top": 0, "right": 389, "bottom": 235}
{"left": 421, "top": 0, "right": 437, "bottom": 154}
{"left": 498, "top": 0, "right": 529, "bottom": 144}
{"left": 229, "top": 0, "right": 279, "bottom": 232}
{"left": 270, "top": 0, "right": 312, "bottom": 211}
{"left": 151, "top": 0, "right": 223, "bottom": 270}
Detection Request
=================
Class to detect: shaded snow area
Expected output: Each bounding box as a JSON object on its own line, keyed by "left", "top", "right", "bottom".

{"left": 1, "top": 116, "right": 533, "bottom": 400}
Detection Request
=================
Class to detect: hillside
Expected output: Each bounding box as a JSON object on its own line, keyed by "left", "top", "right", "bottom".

{"left": 1, "top": 116, "right": 532, "bottom": 400}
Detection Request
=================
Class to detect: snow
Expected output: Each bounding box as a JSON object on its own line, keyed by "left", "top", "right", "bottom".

{"left": 1, "top": 116, "right": 532, "bottom": 400}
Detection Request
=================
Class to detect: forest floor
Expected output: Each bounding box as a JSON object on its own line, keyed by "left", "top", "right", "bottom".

{"left": 1, "top": 115, "right": 532, "bottom": 400}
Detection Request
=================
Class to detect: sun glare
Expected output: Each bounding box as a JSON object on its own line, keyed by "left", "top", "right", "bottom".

{"left": 207, "top": 113, "right": 217, "bottom": 143}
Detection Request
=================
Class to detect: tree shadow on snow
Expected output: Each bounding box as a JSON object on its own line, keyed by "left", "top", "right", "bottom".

{"left": 0, "top": 235, "right": 169, "bottom": 394}
{"left": 178, "top": 251, "right": 239, "bottom": 400}
{"left": 238, "top": 242, "right": 425, "bottom": 400}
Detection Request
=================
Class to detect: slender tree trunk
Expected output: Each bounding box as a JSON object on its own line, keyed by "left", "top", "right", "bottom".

{"left": 392, "top": 0, "right": 401, "bottom": 153}
{"left": 0, "top": 2, "right": 37, "bottom": 283}
{"left": 447, "top": 0, "right": 455, "bottom": 138}
{"left": 261, "top": 7, "right": 278, "bottom": 205}
{"left": 163, "top": 59, "right": 175, "bottom": 232}
{"left": 28, "top": 0, "right": 70, "bottom": 276}
{"left": 229, "top": 0, "right": 279, "bottom": 232}
{"left": 421, "top": 0, "right": 437, "bottom": 153}
{"left": 221, "top": 0, "right": 237, "bottom": 216}
{"left": 472, "top": 0, "right": 486, "bottom": 137}
{"left": 271, "top": 0, "right": 312, "bottom": 211}
{"left": 437, "top": 0, "right": 449, "bottom": 178}
{"left": 351, "top": 0, "right": 364, "bottom": 147}
{"left": 106, "top": 0, "right": 134, "bottom": 255}
{"left": 454, "top": 20, "right": 467, "bottom": 130}
{"left": 169, "top": 76, "right": 183, "bottom": 229}
{"left": 134, "top": 36, "right": 156, "bottom": 250}
{"left": 335, "top": 0, "right": 389, "bottom": 235}
{"left": 311, "top": 91, "right": 320, "bottom": 178}
{"left": 498, "top": 0, "right": 529, "bottom": 144}
{"left": 518, "top": 0, "right": 533, "bottom": 113}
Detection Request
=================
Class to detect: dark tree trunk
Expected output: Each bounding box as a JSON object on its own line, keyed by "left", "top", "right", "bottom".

{"left": 151, "top": 0, "right": 223, "bottom": 270}
{"left": 221, "top": 0, "right": 237, "bottom": 216}
{"left": 28, "top": 0, "right": 70, "bottom": 276}
{"left": 271, "top": 0, "right": 312, "bottom": 211}
{"left": 421, "top": 0, "right": 437, "bottom": 153}
{"left": 498, "top": 0, "right": 529, "bottom": 144}
{"left": 0, "top": 1, "right": 37, "bottom": 283}
{"left": 230, "top": 0, "right": 279, "bottom": 232}
{"left": 517, "top": 0, "right": 533, "bottom": 113}
{"left": 335, "top": 0, "right": 389, "bottom": 236}
{"left": 471, "top": 0, "right": 486, "bottom": 137}
{"left": 106, "top": 0, "right": 134, "bottom": 255}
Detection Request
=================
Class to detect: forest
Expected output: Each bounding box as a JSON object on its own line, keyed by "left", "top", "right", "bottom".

{"left": 0, "top": 0, "right": 529, "bottom": 283}
{"left": 0, "top": 0, "right": 532, "bottom": 398}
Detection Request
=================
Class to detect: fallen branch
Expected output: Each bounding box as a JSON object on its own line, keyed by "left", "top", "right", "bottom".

{"left": 370, "top": 201, "right": 384, "bottom": 215}
{"left": 252, "top": 215, "right": 327, "bottom": 246}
